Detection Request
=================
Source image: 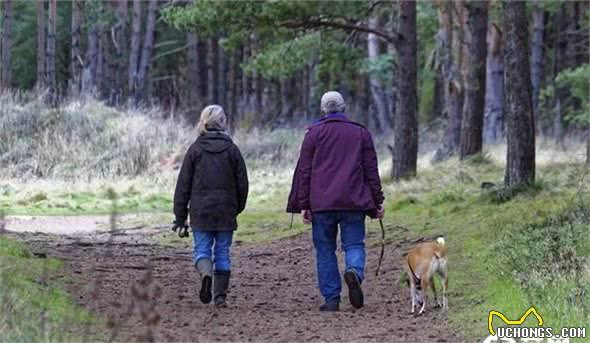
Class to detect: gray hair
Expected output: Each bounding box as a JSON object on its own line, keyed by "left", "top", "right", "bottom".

{"left": 320, "top": 91, "right": 345, "bottom": 114}
{"left": 196, "top": 105, "right": 228, "bottom": 136}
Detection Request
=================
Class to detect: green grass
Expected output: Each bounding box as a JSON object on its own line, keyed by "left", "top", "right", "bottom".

{"left": 384, "top": 161, "right": 590, "bottom": 341}
{"left": 0, "top": 235, "right": 98, "bottom": 342}
{"left": 2, "top": 156, "right": 589, "bottom": 342}
{"left": 2, "top": 185, "right": 173, "bottom": 216}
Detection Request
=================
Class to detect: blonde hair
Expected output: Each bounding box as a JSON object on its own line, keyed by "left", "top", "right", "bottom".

{"left": 196, "top": 105, "right": 228, "bottom": 136}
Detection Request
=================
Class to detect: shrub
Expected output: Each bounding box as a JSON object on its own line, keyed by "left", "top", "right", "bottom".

{"left": 0, "top": 94, "right": 192, "bottom": 179}
{"left": 494, "top": 195, "right": 590, "bottom": 315}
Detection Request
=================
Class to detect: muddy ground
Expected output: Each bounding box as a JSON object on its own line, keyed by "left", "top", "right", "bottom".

{"left": 8, "top": 219, "right": 463, "bottom": 343}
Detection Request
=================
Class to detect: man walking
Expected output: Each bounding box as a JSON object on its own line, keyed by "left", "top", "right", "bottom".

{"left": 287, "top": 91, "right": 384, "bottom": 311}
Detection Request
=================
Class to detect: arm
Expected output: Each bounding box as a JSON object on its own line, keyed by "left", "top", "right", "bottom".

{"left": 234, "top": 146, "right": 249, "bottom": 214}
{"left": 173, "top": 146, "right": 196, "bottom": 223}
{"left": 362, "top": 130, "right": 384, "bottom": 207}
{"left": 298, "top": 129, "right": 317, "bottom": 210}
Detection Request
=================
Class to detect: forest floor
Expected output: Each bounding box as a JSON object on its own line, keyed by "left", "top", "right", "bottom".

{"left": 5, "top": 215, "right": 460, "bottom": 343}
{"left": 2, "top": 145, "right": 588, "bottom": 342}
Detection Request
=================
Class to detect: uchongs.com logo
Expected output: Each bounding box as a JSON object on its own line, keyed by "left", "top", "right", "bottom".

{"left": 482, "top": 306, "right": 586, "bottom": 343}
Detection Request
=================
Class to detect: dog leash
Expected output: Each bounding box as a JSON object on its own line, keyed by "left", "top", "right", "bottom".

{"left": 374, "top": 219, "right": 386, "bottom": 276}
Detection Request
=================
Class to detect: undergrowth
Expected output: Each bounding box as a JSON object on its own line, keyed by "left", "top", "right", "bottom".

{"left": 0, "top": 235, "right": 96, "bottom": 342}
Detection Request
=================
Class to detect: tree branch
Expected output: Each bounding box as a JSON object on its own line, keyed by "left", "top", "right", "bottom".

{"left": 279, "top": 17, "right": 399, "bottom": 46}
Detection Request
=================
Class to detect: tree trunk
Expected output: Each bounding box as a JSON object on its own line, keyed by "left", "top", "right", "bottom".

{"left": 503, "top": 1, "right": 535, "bottom": 187}
{"left": 484, "top": 23, "right": 504, "bottom": 143}
{"left": 367, "top": 16, "right": 389, "bottom": 132}
{"left": 186, "top": 31, "right": 202, "bottom": 112}
{"left": 1, "top": 0, "right": 13, "bottom": 89}
{"left": 82, "top": 27, "right": 99, "bottom": 94}
{"left": 241, "top": 44, "right": 250, "bottom": 101}
{"left": 70, "top": 0, "right": 82, "bottom": 95}
{"left": 386, "top": 12, "right": 397, "bottom": 128}
{"left": 391, "top": 0, "right": 418, "bottom": 181}
{"left": 46, "top": 0, "right": 57, "bottom": 104}
{"left": 128, "top": 0, "right": 141, "bottom": 99}
{"left": 449, "top": 1, "right": 466, "bottom": 149}
{"left": 113, "top": 0, "right": 128, "bottom": 103}
{"left": 280, "top": 78, "right": 294, "bottom": 120}
{"left": 206, "top": 37, "right": 218, "bottom": 104}
{"left": 250, "top": 34, "right": 263, "bottom": 120}
{"left": 36, "top": 0, "right": 46, "bottom": 91}
{"left": 564, "top": 2, "right": 578, "bottom": 69}
{"left": 298, "top": 70, "right": 306, "bottom": 121}
{"left": 135, "top": 0, "right": 157, "bottom": 105}
{"left": 101, "top": 29, "right": 116, "bottom": 102}
{"left": 96, "top": 31, "right": 105, "bottom": 95}
{"left": 302, "top": 65, "right": 310, "bottom": 121}
{"left": 227, "top": 48, "right": 237, "bottom": 130}
{"left": 432, "top": 1, "right": 463, "bottom": 162}
{"left": 460, "top": 0, "right": 488, "bottom": 159}
{"left": 432, "top": 68, "right": 443, "bottom": 122}
{"left": 358, "top": 75, "right": 370, "bottom": 127}
{"left": 530, "top": 7, "right": 544, "bottom": 133}
{"left": 553, "top": 6, "right": 568, "bottom": 148}
{"left": 238, "top": 45, "right": 249, "bottom": 124}
{"left": 218, "top": 39, "right": 227, "bottom": 107}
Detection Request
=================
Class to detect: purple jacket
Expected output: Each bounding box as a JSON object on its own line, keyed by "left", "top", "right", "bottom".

{"left": 286, "top": 114, "right": 384, "bottom": 218}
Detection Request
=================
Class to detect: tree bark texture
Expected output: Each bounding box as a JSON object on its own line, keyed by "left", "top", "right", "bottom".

{"left": 36, "top": 0, "right": 46, "bottom": 90}
{"left": 503, "top": 1, "right": 536, "bottom": 187}
{"left": 70, "top": 0, "right": 82, "bottom": 95}
{"left": 367, "top": 16, "right": 389, "bottom": 132}
{"left": 460, "top": 0, "right": 488, "bottom": 159}
{"left": 530, "top": 7, "right": 544, "bottom": 132}
{"left": 134, "top": 0, "right": 158, "bottom": 105}
{"left": 484, "top": 23, "right": 504, "bottom": 143}
{"left": 128, "top": 0, "right": 141, "bottom": 98}
{"left": 46, "top": 0, "right": 57, "bottom": 104}
{"left": 1, "top": 0, "right": 13, "bottom": 88}
{"left": 391, "top": 0, "right": 418, "bottom": 180}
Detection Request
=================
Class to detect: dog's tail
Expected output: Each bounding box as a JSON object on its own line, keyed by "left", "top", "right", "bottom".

{"left": 436, "top": 236, "right": 446, "bottom": 246}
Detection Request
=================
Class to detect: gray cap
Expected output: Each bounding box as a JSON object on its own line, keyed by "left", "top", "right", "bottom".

{"left": 320, "top": 91, "right": 345, "bottom": 114}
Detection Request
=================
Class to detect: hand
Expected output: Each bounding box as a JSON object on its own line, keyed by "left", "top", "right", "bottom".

{"left": 171, "top": 219, "right": 186, "bottom": 232}
{"left": 302, "top": 209, "right": 312, "bottom": 225}
{"left": 376, "top": 204, "right": 385, "bottom": 219}
{"left": 172, "top": 219, "right": 189, "bottom": 238}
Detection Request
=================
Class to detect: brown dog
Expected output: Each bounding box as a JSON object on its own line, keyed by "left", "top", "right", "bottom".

{"left": 404, "top": 237, "right": 448, "bottom": 315}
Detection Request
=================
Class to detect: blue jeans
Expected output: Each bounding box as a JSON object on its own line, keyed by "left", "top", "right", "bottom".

{"left": 312, "top": 211, "right": 366, "bottom": 304}
{"left": 192, "top": 229, "right": 234, "bottom": 272}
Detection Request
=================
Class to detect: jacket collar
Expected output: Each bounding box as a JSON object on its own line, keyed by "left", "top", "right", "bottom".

{"left": 308, "top": 113, "right": 364, "bottom": 129}
{"left": 313, "top": 112, "right": 349, "bottom": 124}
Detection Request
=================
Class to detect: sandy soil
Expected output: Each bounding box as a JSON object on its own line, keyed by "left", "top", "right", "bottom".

{"left": 7, "top": 217, "right": 463, "bottom": 343}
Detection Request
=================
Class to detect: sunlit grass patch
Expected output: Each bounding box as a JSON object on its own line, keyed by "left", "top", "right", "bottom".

{"left": 384, "top": 161, "right": 589, "bottom": 340}
{"left": 0, "top": 235, "right": 98, "bottom": 342}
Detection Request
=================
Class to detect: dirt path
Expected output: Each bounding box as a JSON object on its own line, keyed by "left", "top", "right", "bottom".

{"left": 8, "top": 217, "right": 462, "bottom": 343}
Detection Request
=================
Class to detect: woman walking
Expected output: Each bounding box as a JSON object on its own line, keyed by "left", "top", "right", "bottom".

{"left": 173, "top": 105, "right": 249, "bottom": 307}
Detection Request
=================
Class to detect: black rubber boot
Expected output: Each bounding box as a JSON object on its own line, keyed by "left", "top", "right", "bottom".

{"left": 344, "top": 270, "right": 364, "bottom": 309}
{"left": 195, "top": 259, "right": 213, "bottom": 304}
{"left": 319, "top": 302, "right": 339, "bottom": 312}
{"left": 213, "top": 270, "right": 231, "bottom": 307}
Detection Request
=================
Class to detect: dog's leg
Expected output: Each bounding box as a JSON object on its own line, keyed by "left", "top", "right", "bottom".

{"left": 409, "top": 277, "right": 416, "bottom": 314}
{"left": 418, "top": 277, "right": 428, "bottom": 315}
{"left": 430, "top": 275, "right": 441, "bottom": 308}
{"left": 441, "top": 271, "right": 448, "bottom": 310}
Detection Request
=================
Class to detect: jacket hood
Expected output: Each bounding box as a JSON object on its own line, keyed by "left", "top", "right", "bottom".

{"left": 197, "top": 132, "right": 233, "bottom": 153}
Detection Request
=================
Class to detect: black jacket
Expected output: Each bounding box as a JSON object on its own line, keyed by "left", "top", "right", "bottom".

{"left": 173, "top": 132, "right": 249, "bottom": 231}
